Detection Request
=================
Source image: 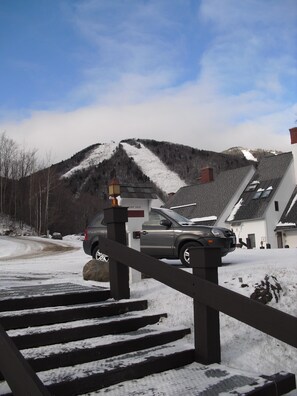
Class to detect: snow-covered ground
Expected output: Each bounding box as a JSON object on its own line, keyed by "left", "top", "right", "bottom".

{"left": 0, "top": 236, "right": 296, "bottom": 394}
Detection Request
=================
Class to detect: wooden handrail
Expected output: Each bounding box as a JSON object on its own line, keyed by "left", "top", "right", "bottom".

{"left": 99, "top": 236, "right": 297, "bottom": 349}
{"left": 0, "top": 323, "right": 50, "bottom": 395}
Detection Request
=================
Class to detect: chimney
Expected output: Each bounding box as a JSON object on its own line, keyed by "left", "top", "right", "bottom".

{"left": 289, "top": 127, "right": 297, "bottom": 183}
{"left": 199, "top": 167, "right": 214, "bottom": 184}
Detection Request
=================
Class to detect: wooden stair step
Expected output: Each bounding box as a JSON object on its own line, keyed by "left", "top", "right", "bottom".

{"left": 99, "top": 362, "right": 296, "bottom": 396}
{"left": 0, "top": 341, "right": 195, "bottom": 395}
{"left": 0, "top": 299, "right": 148, "bottom": 329}
{"left": 0, "top": 283, "right": 110, "bottom": 312}
{"left": 8, "top": 312, "right": 168, "bottom": 349}
{"left": 43, "top": 341, "right": 195, "bottom": 395}
{"left": 21, "top": 326, "right": 191, "bottom": 374}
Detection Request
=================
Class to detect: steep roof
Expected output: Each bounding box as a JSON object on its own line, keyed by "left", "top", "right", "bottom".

{"left": 275, "top": 186, "right": 297, "bottom": 230}
{"left": 165, "top": 165, "right": 254, "bottom": 225}
{"left": 227, "top": 152, "right": 293, "bottom": 223}
{"left": 120, "top": 184, "right": 158, "bottom": 199}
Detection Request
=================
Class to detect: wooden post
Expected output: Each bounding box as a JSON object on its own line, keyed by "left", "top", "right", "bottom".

{"left": 190, "top": 247, "right": 221, "bottom": 364}
{"left": 0, "top": 324, "right": 50, "bottom": 395}
{"left": 104, "top": 206, "right": 130, "bottom": 300}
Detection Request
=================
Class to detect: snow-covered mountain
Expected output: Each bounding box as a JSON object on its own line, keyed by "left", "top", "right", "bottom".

{"left": 56, "top": 139, "right": 280, "bottom": 201}
{"left": 62, "top": 141, "right": 186, "bottom": 195}
{"left": 2, "top": 138, "right": 283, "bottom": 236}
{"left": 222, "top": 147, "right": 282, "bottom": 162}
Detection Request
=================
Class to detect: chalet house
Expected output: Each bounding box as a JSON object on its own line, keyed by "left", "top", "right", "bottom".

{"left": 274, "top": 128, "right": 297, "bottom": 248}
{"left": 166, "top": 128, "right": 297, "bottom": 249}
{"left": 226, "top": 151, "right": 295, "bottom": 248}
{"left": 166, "top": 165, "right": 255, "bottom": 227}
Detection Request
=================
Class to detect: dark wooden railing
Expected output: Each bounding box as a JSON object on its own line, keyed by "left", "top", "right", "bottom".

{"left": 100, "top": 206, "right": 297, "bottom": 364}
{"left": 0, "top": 323, "right": 50, "bottom": 395}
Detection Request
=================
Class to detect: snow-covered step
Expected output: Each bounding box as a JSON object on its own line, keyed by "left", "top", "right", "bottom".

{"left": 21, "top": 325, "right": 191, "bottom": 374}
{"left": 0, "top": 283, "right": 110, "bottom": 311}
{"left": 41, "top": 341, "right": 194, "bottom": 395}
{"left": 0, "top": 340, "right": 194, "bottom": 395}
{"left": 0, "top": 298, "right": 148, "bottom": 329}
{"left": 97, "top": 362, "right": 296, "bottom": 396}
{"left": 7, "top": 311, "right": 168, "bottom": 349}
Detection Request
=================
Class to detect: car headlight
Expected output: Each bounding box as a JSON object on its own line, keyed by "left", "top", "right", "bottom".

{"left": 211, "top": 228, "right": 225, "bottom": 238}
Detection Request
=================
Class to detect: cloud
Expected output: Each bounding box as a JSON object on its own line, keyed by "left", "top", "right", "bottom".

{"left": 2, "top": 82, "right": 295, "bottom": 163}
{"left": 1, "top": 1, "right": 296, "bottom": 162}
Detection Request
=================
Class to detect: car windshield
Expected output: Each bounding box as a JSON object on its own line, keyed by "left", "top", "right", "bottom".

{"left": 89, "top": 212, "right": 106, "bottom": 226}
{"left": 159, "top": 208, "right": 194, "bottom": 225}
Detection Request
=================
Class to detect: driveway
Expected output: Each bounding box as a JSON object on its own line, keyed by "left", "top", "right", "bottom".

{"left": 0, "top": 236, "right": 79, "bottom": 260}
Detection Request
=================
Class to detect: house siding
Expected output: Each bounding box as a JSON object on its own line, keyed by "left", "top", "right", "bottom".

{"left": 232, "top": 219, "right": 267, "bottom": 249}
{"left": 284, "top": 230, "right": 297, "bottom": 248}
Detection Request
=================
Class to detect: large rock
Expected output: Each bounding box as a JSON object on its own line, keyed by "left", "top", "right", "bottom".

{"left": 83, "top": 259, "right": 109, "bottom": 282}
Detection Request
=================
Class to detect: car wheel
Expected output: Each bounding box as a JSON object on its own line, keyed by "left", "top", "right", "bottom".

{"left": 93, "top": 246, "right": 109, "bottom": 263}
{"left": 179, "top": 241, "right": 201, "bottom": 266}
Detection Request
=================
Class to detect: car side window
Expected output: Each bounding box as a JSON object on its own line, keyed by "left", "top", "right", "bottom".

{"left": 143, "top": 211, "right": 165, "bottom": 226}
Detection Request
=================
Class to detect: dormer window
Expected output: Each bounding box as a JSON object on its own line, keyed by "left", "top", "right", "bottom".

{"left": 261, "top": 186, "right": 273, "bottom": 198}
{"left": 245, "top": 181, "right": 260, "bottom": 192}
{"left": 253, "top": 188, "right": 264, "bottom": 199}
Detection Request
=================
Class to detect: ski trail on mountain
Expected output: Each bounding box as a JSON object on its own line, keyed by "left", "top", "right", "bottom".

{"left": 121, "top": 142, "right": 187, "bottom": 194}
{"left": 62, "top": 142, "right": 117, "bottom": 178}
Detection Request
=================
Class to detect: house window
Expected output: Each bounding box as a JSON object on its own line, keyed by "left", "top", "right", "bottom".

{"left": 253, "top": 189, "right": 264, "bottom": 199}
{"left": 245, "top": 181, "right": 259, "bottom": 192}
{"left": 274, "top": 201, "right": 279, "bottom": 211}
{"left": 261, "top": 188, "right": 272, "bottom": 198}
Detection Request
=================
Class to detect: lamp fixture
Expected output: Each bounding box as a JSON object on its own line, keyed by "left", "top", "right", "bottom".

{"left": 108, "top": 177, "right": 120, "bottom": 207}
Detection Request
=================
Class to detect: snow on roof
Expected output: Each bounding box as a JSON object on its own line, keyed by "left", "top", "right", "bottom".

{"left": 276, "top": 221, "right": 296, "bottom": 227}
{"left": 62, "top": 142, "right": 118, "bottom": 178}
{"left": 226, "top": 198, "right": 243, "bottom": 222}
{"left": 121, "top": 142, "right": 187, "bottom": 195}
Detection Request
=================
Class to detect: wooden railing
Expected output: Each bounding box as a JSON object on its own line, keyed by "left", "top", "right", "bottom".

{"left": 0, "top": 323, "right": 50, "bottom": 395}
{"left": 100, "top": 206, "right": 297, "bottom": 364}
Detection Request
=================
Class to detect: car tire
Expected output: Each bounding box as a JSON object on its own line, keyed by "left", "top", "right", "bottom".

{"left": 179, "top": 241, "right": 201, "bottom": 266}
{"left": 92, "top": 246, "right": 109, "bottom": 263}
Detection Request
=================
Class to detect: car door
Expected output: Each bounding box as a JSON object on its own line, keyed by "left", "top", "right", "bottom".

{"left": 140, "top": 210, "right": 175, "bottom": 258}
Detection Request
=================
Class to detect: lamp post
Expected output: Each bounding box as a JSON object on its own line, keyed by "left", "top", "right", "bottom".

{"left": 105, "top": 177, "right": 130, "bottom": 299}
{"left": 108, "top": 177, "right": 120, "bottom": 207}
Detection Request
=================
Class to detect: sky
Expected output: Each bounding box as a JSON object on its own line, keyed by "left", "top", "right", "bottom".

{"left": 0, "top": 0, "right": 297, "bottom": 163}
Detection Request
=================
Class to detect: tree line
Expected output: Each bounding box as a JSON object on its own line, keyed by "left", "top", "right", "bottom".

{"left": 0, "top": 132, "right": 103, "bottom": 236}
{"left": 0, "top": 131, "right": 51, "bottom": 234}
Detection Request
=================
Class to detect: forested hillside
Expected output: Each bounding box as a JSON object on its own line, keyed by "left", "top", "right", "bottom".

{"left": 0, "top": 133, "right": 279, "bottom": 236}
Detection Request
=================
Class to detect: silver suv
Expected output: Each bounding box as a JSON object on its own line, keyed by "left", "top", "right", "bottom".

{"left": 83, "top": 207, "right": 236, "bottom": 266}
